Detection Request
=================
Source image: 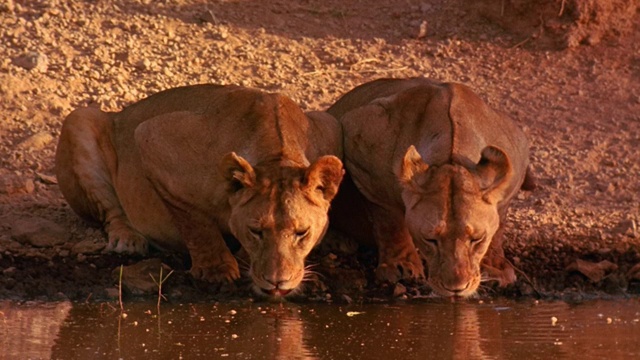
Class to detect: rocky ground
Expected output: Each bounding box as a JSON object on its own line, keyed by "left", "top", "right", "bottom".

{"left": 1, "top": 0, "right": 639, "bottom": 303}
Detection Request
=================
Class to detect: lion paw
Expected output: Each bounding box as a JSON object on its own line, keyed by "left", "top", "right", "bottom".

{"left": 190, "top": 254, "right": 240, "bottom": 283}
{"left": 376, "top": 256, "right": 425, "bottom": 284}
{"left": 105, "top": 227, "right": 149, "bottom": 255}
{"left": 482, "top": 261, "right": 516, "bottom": 287}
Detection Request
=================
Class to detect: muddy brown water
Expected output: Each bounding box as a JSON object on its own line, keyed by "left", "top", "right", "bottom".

{"left": 1, "top": 299, "right": 639, "bottom": 359}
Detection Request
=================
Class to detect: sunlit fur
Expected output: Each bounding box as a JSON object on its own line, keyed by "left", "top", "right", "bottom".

{"left": 55, "top": 84, "right": 343, "bottom": 294}
{"left": 403, "top": 163, "right": 501, "bottom": 298}
{"left": 229, "top": 163, "right": 338, "bottom": 299}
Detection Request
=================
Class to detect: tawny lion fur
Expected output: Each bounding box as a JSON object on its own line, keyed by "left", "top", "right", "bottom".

{"left": 328, "top": 78, "right": 532, "bottom": 297}
{"left": 56, "top": 84, "right": 344, "bottom": 298}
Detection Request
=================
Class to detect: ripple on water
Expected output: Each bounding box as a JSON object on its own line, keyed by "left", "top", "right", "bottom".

{"left": 1, "top": 299, "right": 639, "bottom": 359}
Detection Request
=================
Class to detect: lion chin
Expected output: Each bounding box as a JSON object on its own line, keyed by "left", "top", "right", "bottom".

{"left": 429, "top": 276, "right": 482, "bottom": 298}
{"left": 251, "top": 284, "right": 304, "bottom": 300}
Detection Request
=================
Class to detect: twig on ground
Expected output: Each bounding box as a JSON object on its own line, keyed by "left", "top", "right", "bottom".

{"left": 150, "top": 266, "right": 175, "bottom": 313}
{"left": 303, "top": 66, "right": 408, "bottom": 77}
{"left": 100, "top": 302, "right": 117, "bottom": 316}
{"left": 558, "top": 0, "right": 566, "bottom": 17}
{"left": 118, "top": 265, "right": 124, "bottom": 313}
{"left": 508, "top": 260, "right": 542, "bottom": 297}
{"left": 510, "top": 37, "right": 531, "bottom": 49}
{"left": 349, "top": 58, "right": 381, "bottom": 71}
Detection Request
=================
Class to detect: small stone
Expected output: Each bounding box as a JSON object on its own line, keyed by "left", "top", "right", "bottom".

{"left": 0, "top": 0, "right": 15, "bottom": 13}
{"left": 105, "top": 287, "right": 120, "bottom": 299}
{"left": 18, "top": 132, "right": 54, "bottom": 151}
{"left": 72, "top": 238, "right": 106, "bottom": 254}
{"left": 137, "top": 59, "right": 151, "bottom": 70}
{"left": 626, "top": 263, "right": 640, "bottom": 281}
{"left": 614, "top": 219, "right": 637, "bottom": 238}
{"left": 13, "top": 52, "right": 49, "bottom": 72}
{"left": 11, "top": 217, "right": 70, "bottom": 248}
{"left": 416, "top": 20, "right": 428, "bottom": 39}
{"left": 0, "top": 171, "right": 35, "bottom": 195}
{"left": 113, "top": 259, "right": 172, "bottom": 295}
{"left": 566, "top": 259, "right": 618, "bottom": 282}
{"left": 393, "top": 283, "right": 407, "bottom": 297}
{"left": 36, "top": 172, "right": 58, "bottom": 185}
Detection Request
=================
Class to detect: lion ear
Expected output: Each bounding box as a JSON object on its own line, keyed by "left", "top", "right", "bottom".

{"left": 398, "top": 145, "right": 430, "bottom": 187}
{"left": 304, "top": 155, "right": 344, "bottom": 202}
{"left": 219, "top": 152, "right": 256, "bottom": 191}
{"left": 476, "top": 146, "right": 513, "bottom": 203}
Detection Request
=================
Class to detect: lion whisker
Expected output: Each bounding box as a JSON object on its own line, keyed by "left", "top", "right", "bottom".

{"left": 304, "top": 263, "right": 319, "bottom": 271}
{"left": 480, "top": 273, "right": 498, "bottom": 283}
{"left": 302, "top": 271, "right": 325, "bottom": 282}
{"left": 476, "top": 283, "right": 496, "bottom": 296}
{"left": 303, "top": 268, "right": 323, "bottom": 277}
{"left": 238, "top": 265, "right": 251, "bottom": 275}
{"left": 236, "top": 255, "right": 250, "bottom": 267}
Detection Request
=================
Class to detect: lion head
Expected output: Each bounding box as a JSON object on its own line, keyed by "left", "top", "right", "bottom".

{"left": 399, "top": 145, "right": 514, "bottom": 297}
{"left": 221, "top": 153, "right": 344, "bottom": 298}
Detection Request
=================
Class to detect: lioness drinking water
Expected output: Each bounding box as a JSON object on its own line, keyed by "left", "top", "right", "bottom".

{"left": 56, "top": 84, "right": 344, "bottom": 297}
{"left": 328, "top": 78, "right": 533, "bottom": 297}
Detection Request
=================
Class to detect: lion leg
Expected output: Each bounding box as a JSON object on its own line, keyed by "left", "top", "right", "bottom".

{"left": 163, "top": 204, "right": 240, "bottom": 283}
{"left": 55, "top": 107, "right": 148, "bottom": 254}
{"left": 370, "top": 204, "right": 425, "bottom": 283}
{"left": 481, "top": 223, "right": 516, "bottom": 287}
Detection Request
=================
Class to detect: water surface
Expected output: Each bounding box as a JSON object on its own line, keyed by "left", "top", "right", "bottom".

{"left": 2, "top": 299, "right": 639, "bottom": 359}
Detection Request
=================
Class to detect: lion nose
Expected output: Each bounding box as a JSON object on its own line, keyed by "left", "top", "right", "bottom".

{"left": 263, "top": 275, "right": 291, "bottom": 289}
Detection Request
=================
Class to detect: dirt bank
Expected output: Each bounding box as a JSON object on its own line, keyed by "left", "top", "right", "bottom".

{"left": 1, "top": 0, "right": 639, "bottom": 303}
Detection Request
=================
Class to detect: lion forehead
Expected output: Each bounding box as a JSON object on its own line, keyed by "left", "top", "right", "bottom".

{"left": 240, "top": 178, "right": 324, "bottom": 232}
{"left": 410, "top": 166, "right": 497, "bottom": 238}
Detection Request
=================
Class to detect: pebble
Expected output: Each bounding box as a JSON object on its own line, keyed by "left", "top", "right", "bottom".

{"left": 393, "top": 283, "right": 407, "bottom": 297}
{"left": 0, "top": 172, "right": 35, "bottom": 194}
{"left": 105, "top": 287, "right": 120, "bottom": 299}
{"left": 10, "top": 217, "right": 70, "bottom": 248}
{"left": 12, "top": 51, "right": 48, "bottom": 72}
{"left": 0, "top": 0, "right": 14, "bottom": 12}
{"left": 18, "top": 132, "right": 54, "bottom": 151}
{"left": 113, "top": 258, "right": 172, "bottom": 295}
{"left": 71, "top": 239, "right": 106, "bottom": 254}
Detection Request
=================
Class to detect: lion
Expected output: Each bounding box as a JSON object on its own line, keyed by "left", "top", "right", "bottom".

{"left": 55, "top": 84, "right": 344, "bottom": 298}
{"left": 328, "top": 78, "right": 533, "bottom": 297}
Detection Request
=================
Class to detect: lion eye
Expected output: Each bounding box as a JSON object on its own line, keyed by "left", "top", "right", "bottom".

{"left": 470, "top": 234, "right": 486, "bottom": 244}
{"left": 249, "top": 227, "right": 263, "bottom": 239}
{"left": 295, "top": 228, "right": 310, "bottom": 239}
{"left": 423, "top": 238, "right": 438, "bottom": 247}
